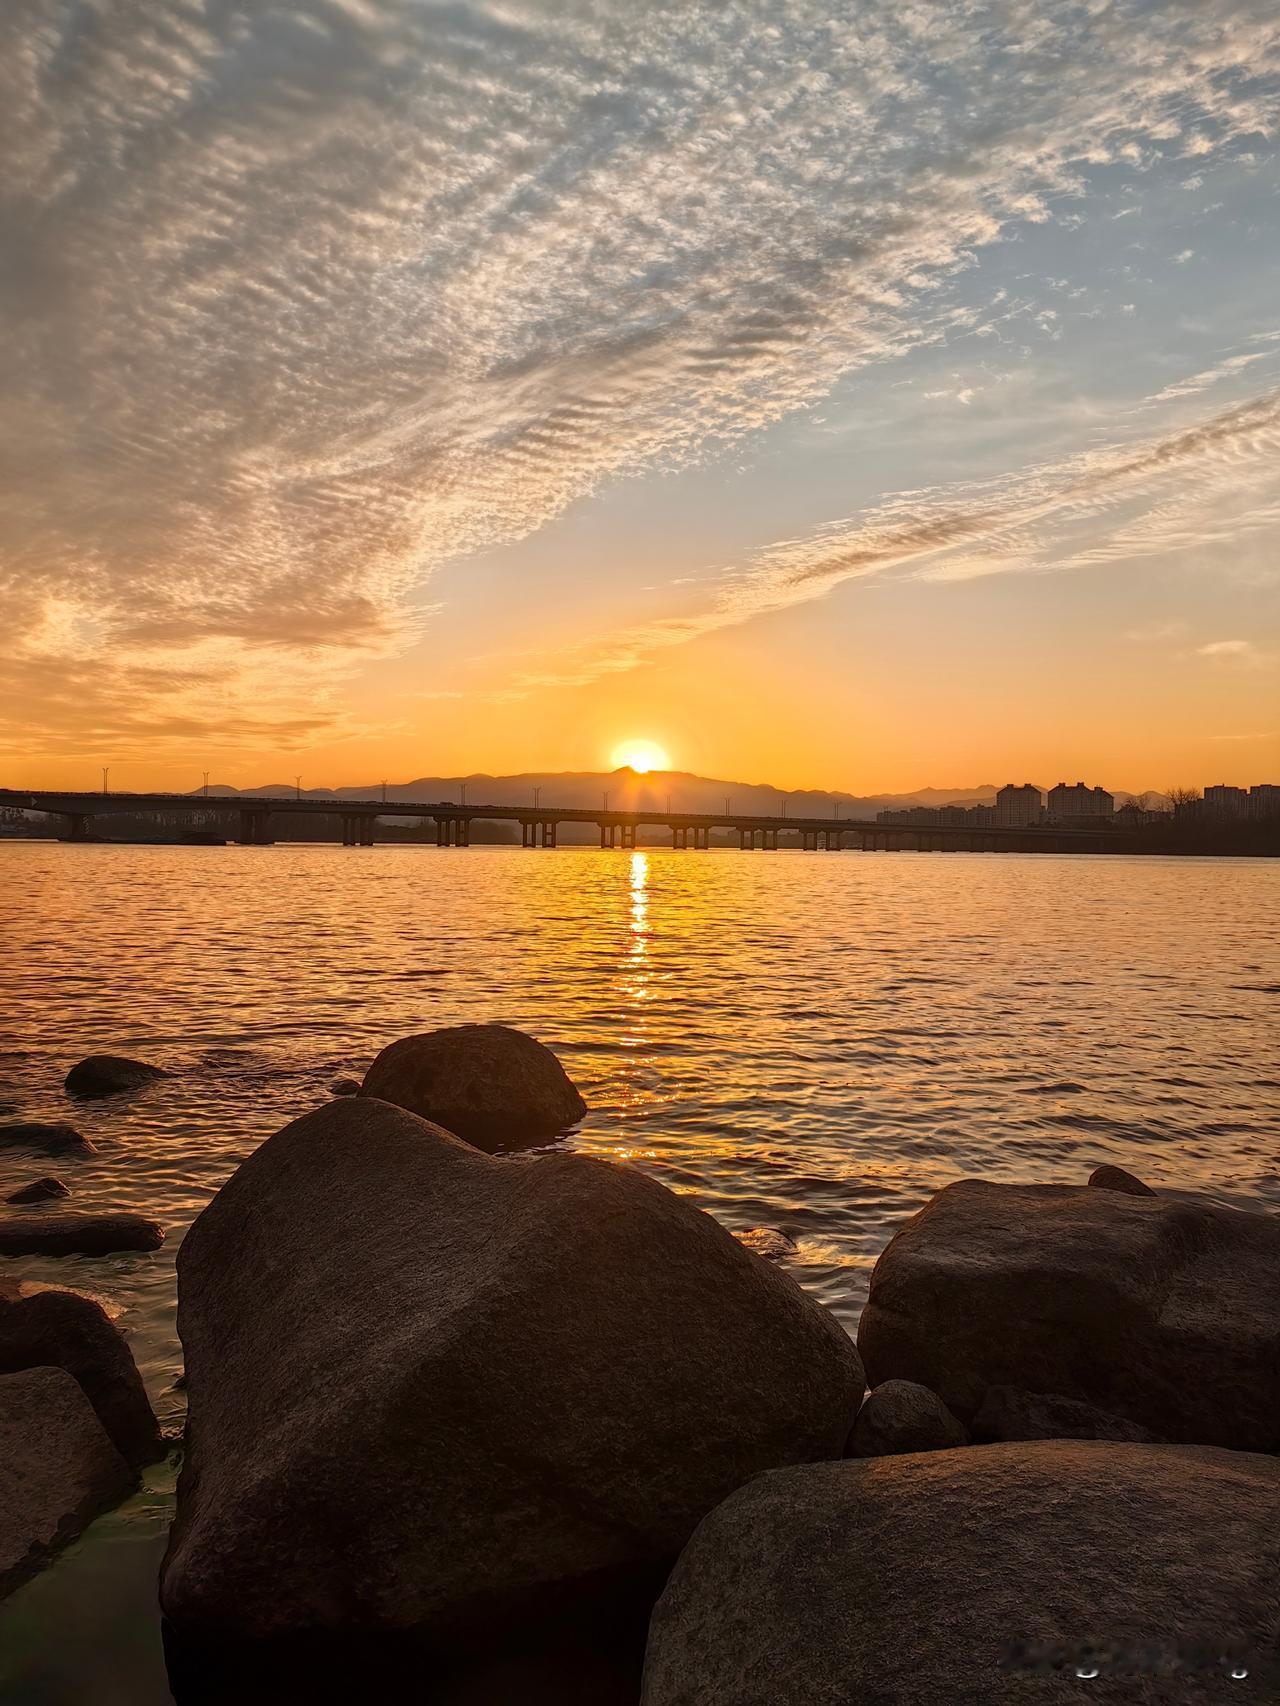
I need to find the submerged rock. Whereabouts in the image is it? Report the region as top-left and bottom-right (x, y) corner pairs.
(64, 1054), (167, 1098)
(972, 1384), (1166, 1445)
(5, 1177), (70, 1204)
(641, 1441), (1280, 1706)
(734, 1227), (798, 1262)
(0, 1122), (94, 1156)
(0, 1214), (164, 1257)
(0, 1283), (162, 1466)
(847, 1380), (967, 1458)
(1087, 1163), (1156, 1197)
(360, 1023), (586, 1148)
(0, 1366), (136, 1599)
(857, 1179), (1280, 1451)
(329, 1078), (361, 1098)
(162, 1097), (862, 1648)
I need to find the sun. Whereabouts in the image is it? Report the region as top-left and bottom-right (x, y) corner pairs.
(611, 739), (671, 774)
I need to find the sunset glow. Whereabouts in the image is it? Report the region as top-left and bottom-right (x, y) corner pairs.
(612, 741), (670, 775)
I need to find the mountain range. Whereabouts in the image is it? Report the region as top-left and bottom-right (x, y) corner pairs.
(196, 771), (1152, 814)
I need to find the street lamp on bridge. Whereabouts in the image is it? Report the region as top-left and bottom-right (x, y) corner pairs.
(295, 775), (302, 801)
(101, 767), (109, 795)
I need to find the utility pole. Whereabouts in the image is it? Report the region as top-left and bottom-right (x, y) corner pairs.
(101, 767), (109, 795)
(461, 781), (468, 807)
(603, 790), (610, 812)
(725, 796), (731, 817)
(202, 770), (209, 798)
(381, 780), (387, 804)
(295, 775), (302, 800)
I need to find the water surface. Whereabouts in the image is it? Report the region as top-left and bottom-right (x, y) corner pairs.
(1, 843), (1277, 1700)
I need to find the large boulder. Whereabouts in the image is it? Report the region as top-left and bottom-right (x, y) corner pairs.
(0, 1213), (164, 1256)
(64, 1054), (167, 1097)
(0, 1122), (94, 1156)
(359, 1023), (586, 1148)
(642, 1441), (1280, 1706)
(0, 1284), (162, 1466)
(972, 1384), (1166, 1445)
(161, 1097), (862, 1649)
(857, 1179), (1280, 1451)
(847, 1379), (967, 1457)
(0, 1366), (136, 1598)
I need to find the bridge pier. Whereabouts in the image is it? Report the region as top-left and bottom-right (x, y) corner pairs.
(672, 826), (687, 849)
(237, 808), (272, 846)
(538, 820), (557, 848)
(61, 812), (91, 841)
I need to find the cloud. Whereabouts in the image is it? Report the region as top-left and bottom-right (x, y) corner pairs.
(512, 384), (1280, 689)
(3, 0), (1280, 751)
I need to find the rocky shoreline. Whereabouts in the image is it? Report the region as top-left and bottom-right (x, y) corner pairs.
(2, 1025), (1277, 1701)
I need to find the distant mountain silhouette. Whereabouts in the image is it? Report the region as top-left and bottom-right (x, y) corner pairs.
(192, 770), (1011, 817)
(193, 772), (1160, 814)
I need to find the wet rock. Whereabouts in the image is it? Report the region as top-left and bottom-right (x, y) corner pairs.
(5, 1177), (70, 1204)
(972, 1384), (1166, 1445)
(0, 1366), (136, 1599)
(1088, 1163), (1156, 1197)
(0, 1284), (162, 1466)
(857, 1179), (1280, 1451)
(641, 1441), (1280, 1706)
(64, 1054), (167, 1098)
(847, 1380), (967, 1458)
(0, 1122), (94, 1156)
(734, 1227), (798, 1261)
(162, 1097), (862, 1647)
(330, 1078), (361, 1097)
(360, 1023), (586, 1148)
(0, 1213), (165, 1257)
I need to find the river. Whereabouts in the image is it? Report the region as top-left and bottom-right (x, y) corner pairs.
(1, 842), (1277, 1700)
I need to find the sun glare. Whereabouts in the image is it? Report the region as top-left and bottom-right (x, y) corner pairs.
(611, 739), (670, 774)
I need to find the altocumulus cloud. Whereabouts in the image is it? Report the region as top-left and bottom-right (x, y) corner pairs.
(2, 0), (1279, 752)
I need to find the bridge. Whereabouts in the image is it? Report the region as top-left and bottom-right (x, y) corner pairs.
(0, 788), (1121, 854)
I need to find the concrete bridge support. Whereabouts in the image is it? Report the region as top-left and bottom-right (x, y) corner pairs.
(693, 826), (709, 849)
(538, 820), (557, 848)
(672, 826), (687, 849)
(435, 816), (469, 847)
(61, 812), (91, 841)
(237, 808), (272, 846)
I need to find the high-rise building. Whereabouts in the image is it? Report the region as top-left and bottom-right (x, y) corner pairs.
(1046, 782), (1115, 823)
(1203, 784), (1248, 819)
(995, 784), (1043, 827)
(1246, 784), (1279, 819)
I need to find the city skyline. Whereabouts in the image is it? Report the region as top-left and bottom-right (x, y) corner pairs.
(3, 2), (1279, 791)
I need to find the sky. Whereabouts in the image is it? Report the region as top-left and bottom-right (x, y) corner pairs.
(2, 0), (1279, 794)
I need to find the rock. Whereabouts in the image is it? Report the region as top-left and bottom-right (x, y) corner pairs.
(0, 1283), (162, 1465)
(330, 1078), (361, 1097)
(0, 1122), (94, 1156)
(161, 1097), (862, 1647)
(734, 1227), (798, 1261)
(5, 1177), (70, 1204)
(64, 1054), (167, 1098)
(642, 1441), (1280, 1705)
(360, 1023), (586, 1148)
(1088, 1163), (1156, 1197)
(857, 1179), (1280, 1451)
(847, 1380), (967, 1457)
(0, 1366), (136, 1598)
(0, 1214), (165, 1257)
(972, 1384), (1166, 1445)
